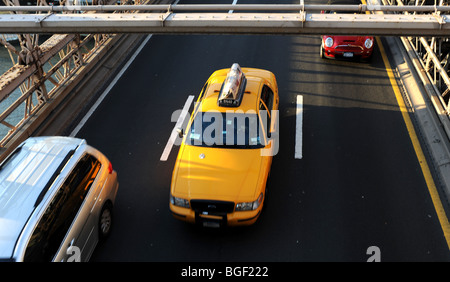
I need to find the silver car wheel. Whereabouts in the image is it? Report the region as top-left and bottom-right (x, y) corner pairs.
(100, 207), (112, 236)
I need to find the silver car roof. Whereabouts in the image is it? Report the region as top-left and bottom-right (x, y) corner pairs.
(0, 136), (86, 259)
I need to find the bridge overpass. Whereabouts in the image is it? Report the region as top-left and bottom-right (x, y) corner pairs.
(1, 0), (450, 264)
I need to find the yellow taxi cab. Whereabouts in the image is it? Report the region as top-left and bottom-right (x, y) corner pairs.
(169, 63), (279, 227)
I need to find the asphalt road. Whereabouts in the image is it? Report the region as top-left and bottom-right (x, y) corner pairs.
(73, 0), (450, 262)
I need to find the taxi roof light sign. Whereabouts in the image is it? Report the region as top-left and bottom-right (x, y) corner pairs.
(218, 63), (247, 107)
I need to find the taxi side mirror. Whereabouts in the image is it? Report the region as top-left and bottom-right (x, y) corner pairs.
(176, 128), (184, 138)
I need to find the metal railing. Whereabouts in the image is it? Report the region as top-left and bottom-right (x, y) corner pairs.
(0, 5), (450, 35)
(2, 3), (450, 12)
(381, 0), (450, 138)
(0, 33), (111, 142)
(0, 0), (157, 147)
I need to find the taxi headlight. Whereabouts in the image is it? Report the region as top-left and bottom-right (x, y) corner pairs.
(236, 193), (263, 211)
(324, 37), (334, 48)
(170, 195), (190, 208)
(364, 38), (373, 49)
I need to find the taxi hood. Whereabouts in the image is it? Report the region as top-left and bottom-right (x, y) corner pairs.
(171, 145), (264, 202)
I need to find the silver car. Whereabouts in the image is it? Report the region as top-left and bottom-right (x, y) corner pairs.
(0, 136), (119, 262)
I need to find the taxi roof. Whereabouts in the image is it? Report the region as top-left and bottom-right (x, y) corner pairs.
(200, 67), (276, 113)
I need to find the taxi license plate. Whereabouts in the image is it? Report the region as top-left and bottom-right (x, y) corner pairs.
(343, 52), (354, 58)
(203, 221), (220, 228)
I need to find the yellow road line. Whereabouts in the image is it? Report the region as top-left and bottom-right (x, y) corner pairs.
(370, 17), (450, 250)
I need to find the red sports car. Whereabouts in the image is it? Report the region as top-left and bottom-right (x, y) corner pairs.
(320, 35), (374, 61)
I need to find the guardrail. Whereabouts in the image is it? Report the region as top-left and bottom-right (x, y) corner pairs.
(382, 0), (450, 139)
(2, 3), (450, 12)
(1, 4), (450, 36)
(0, 0), (165, 148)
(0, 33), (113, 146)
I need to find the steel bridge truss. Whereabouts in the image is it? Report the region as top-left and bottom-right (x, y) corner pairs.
(0, 1), (450, 147)
(0, 0), (156, 147)
(381, 0), (450, 138)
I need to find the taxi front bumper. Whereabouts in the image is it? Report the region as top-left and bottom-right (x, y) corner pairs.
(170, 203), (262, 227)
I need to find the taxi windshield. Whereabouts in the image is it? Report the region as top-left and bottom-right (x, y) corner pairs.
(186, 111), (265, 149)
